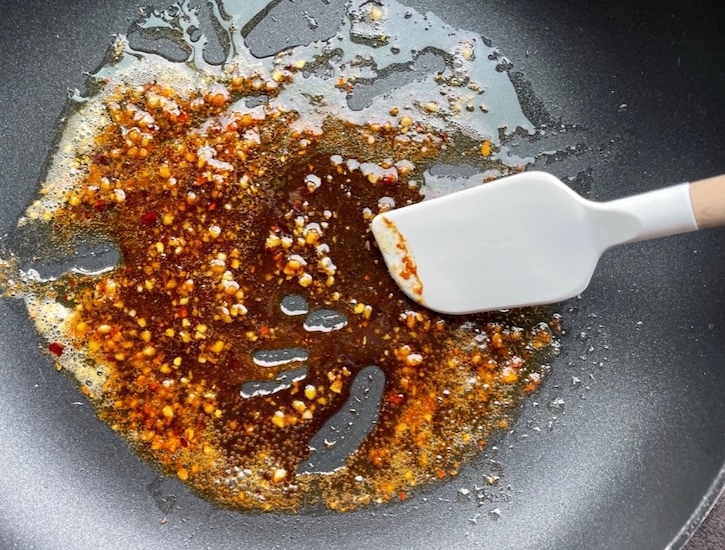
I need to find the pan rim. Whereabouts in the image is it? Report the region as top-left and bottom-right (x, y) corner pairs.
(672, 465), (725, 549)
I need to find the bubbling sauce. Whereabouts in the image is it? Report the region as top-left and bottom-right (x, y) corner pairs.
(1, 0), (561, 511)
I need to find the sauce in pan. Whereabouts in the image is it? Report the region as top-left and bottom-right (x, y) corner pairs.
(0, 0), (560, 511)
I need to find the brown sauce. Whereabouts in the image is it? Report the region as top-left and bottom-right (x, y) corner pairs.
(35, 80), (561, 511)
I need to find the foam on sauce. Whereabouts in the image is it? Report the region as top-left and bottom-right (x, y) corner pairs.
(0, 0), (561, 511)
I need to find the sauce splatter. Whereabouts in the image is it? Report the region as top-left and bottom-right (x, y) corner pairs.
(374, 216), (425, 302)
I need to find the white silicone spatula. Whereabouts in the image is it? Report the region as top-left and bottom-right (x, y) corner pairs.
(371, 172), (725, 314)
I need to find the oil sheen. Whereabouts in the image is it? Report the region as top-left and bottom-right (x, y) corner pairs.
(0, 0), (560, 512)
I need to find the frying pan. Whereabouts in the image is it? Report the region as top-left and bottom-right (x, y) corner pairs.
(1, 0), (723, 548)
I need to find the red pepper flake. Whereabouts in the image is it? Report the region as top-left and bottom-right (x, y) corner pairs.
(178, 112), (188, 123)
(93, 199), (108, 211)
(382, 173), (397, 186)
(387, 392), (406, 405)
(48, 342), (65, 356)
(141, 212), (158, 226)
(208, 202), (217, 211)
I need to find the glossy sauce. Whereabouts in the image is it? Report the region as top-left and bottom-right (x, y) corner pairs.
(1, 0), (560, 512)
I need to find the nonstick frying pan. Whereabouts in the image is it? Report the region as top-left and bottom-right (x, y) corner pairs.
(1, 0), (723, 549)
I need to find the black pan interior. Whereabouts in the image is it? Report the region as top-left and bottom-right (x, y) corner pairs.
(0, 0), (723, 549)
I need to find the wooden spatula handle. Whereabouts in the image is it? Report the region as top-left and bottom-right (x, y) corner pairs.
(690, 174), (725, 229)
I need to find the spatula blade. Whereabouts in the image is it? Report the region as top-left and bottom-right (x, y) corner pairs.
(371, 172), (604, 314)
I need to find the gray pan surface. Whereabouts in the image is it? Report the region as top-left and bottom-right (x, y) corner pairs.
(1, 0), (723, 549)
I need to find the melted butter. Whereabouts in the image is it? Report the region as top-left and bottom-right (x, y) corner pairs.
(0, 0), (564, 512)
